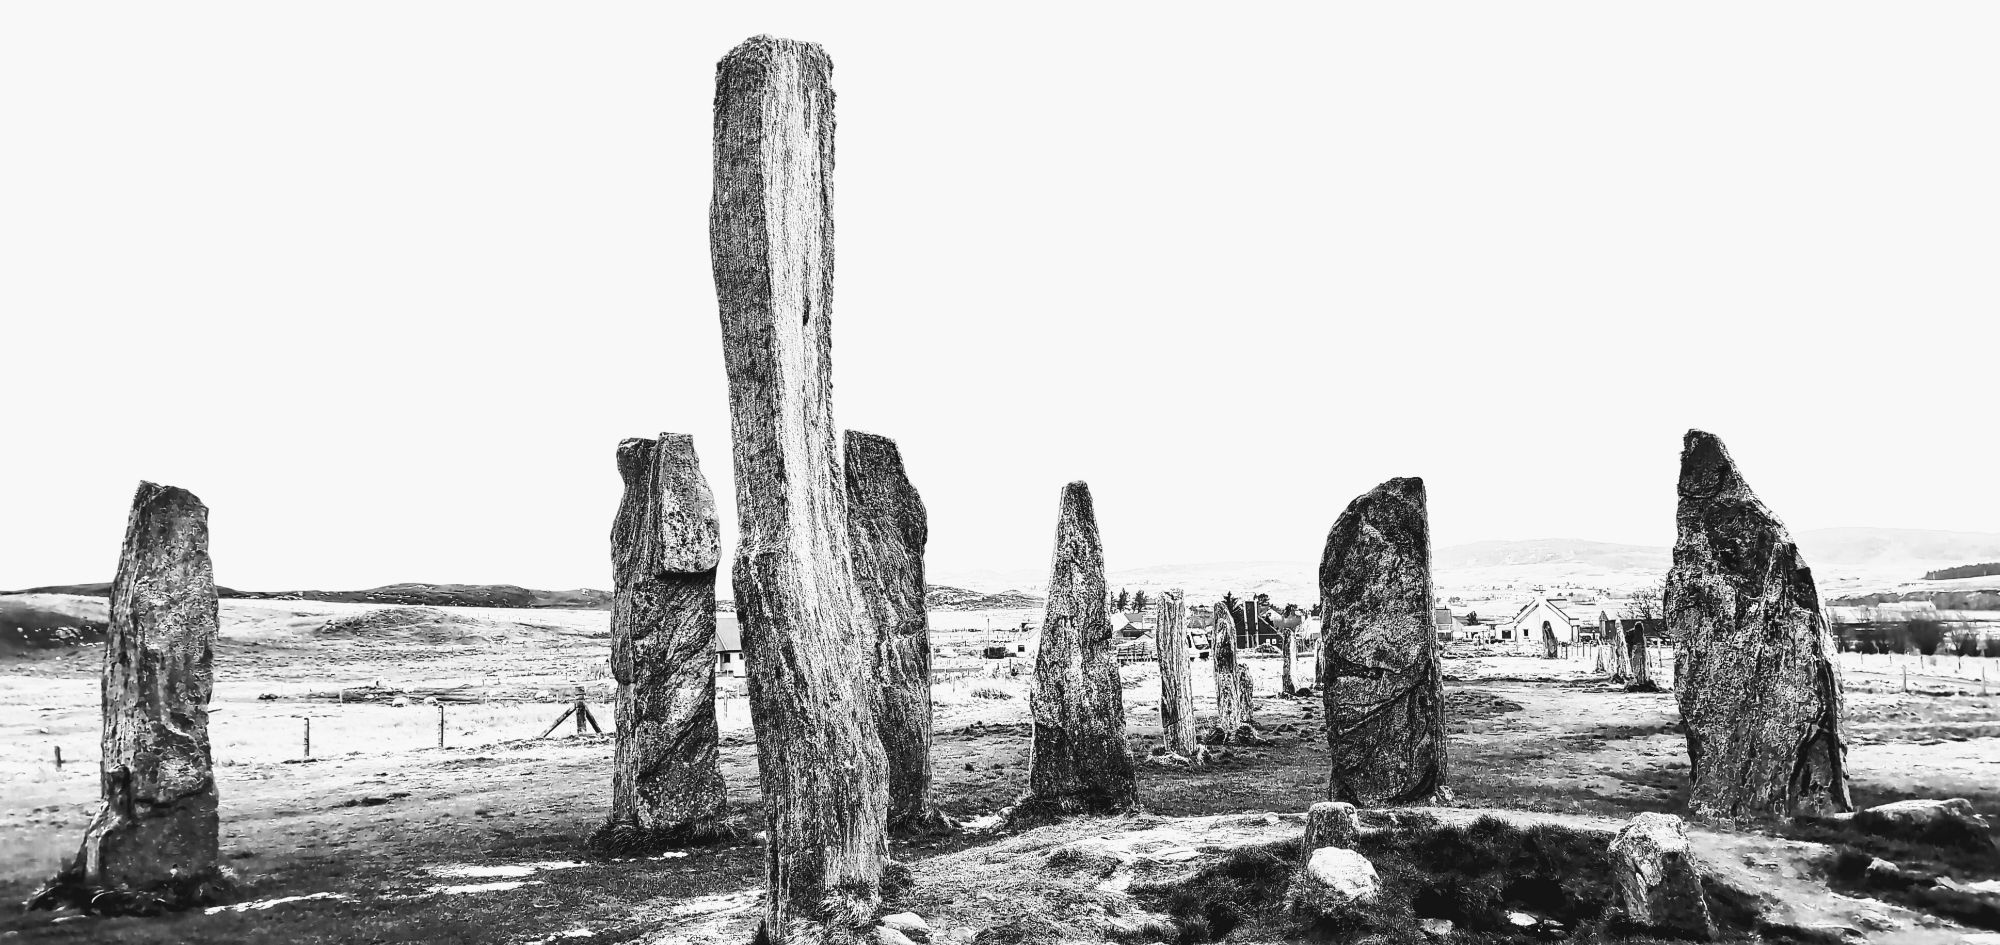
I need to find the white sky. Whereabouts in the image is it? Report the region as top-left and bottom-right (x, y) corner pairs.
(3, 3), (1997, 592)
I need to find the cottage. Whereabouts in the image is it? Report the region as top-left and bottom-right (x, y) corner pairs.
(716, 612), (746, 678)
(1503, 595), (1600, 647)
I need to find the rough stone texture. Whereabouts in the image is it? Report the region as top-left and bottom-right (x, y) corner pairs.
(1288, 847), (1381, 917)
(1153, 589), (1199, 758)
(711, 33), (889, 942)
(1625, 623), (1653, 689)
(1211, 599), (1253, 736)
(601, 435), (725, 844)
(1666, 430), (1851, 819)
(1279, 619), (1298, 696)
(1301, 801), (1362, 857)
(1541, 621), (1560, 659)
(1608, 812), (1717, 940)
(1023, 482), (1137, 817)
(63, 483), (222, 895)
(1848, 798), (1996, 853)
(1318, 477), (1448, 806)
(844, 431), (950, 834)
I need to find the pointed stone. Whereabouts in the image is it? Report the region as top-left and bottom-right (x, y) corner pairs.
(845, 431), (951, 834)
(1211, 598), (1254, 736)
(1666, 430), (1851, 818)
(1317, 477), (1448, 806)
(597, 434), (725, 847)
(711, 33), (889, 941)
(52, 483), (221, 905)
(1022, 482), (1136, 818)
(1154, 589), (1199, 757)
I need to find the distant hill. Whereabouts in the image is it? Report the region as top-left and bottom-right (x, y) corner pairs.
(1792, 527), (2000, 582)
(1433, 539), (1669, 571)
(0, 594), (108, 658)
(2, 582), (611, 610)
(925, 585), (1045, 611)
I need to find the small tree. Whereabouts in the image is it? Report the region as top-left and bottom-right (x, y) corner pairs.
(1465, 611), (1480, 626)
(1907, 618), (1947, 657)
(1115, 588), (1130, 611)
(1623, 578), (1666, 643)
(1131, 589), (1150, 613)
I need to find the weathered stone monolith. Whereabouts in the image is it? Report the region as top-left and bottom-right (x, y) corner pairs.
(1020, 482), (1136, 820)
(845, 430), (952, 834)
(1666, 430), (1851, 819)
(41, 482), (222, 910)
(1318, 477), (1448, 806)
(1625, 622), (1654, 689)
(1154, 589), (1199, 758)
(711, 33), (889, 942)
(595, 435), (726, 850)
(1541, 621), (1560, 659)
(1211, 598), (1254, 738)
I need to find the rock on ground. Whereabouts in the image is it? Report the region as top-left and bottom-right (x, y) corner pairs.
(1288, 847), (1381, 917)
(1608, 812), (1717, 940)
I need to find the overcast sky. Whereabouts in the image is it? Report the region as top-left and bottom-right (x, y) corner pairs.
(4, 3), (1996, 592)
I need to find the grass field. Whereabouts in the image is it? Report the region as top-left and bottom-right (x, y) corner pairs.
(3, 598), (1997, 943)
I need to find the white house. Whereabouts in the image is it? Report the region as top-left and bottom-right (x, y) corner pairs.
(716, 612), (746, 677)
(1504, 596), (1599, 647)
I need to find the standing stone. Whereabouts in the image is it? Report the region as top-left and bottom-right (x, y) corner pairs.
(1540, 621), (1560, 659)
(1603, 614), (1632, 683)
(1667, 430), (1851, 819)
(1211, 598), (1254, 738)
(1301, 801), (1363, 857)
(1284, 620), (1302, 697)
(711, 34), (889, 942)
(596, 435), (725, 849)
(1318, 477), (1448, 806)
(1154, 589), (1199, 758)
(1608, 813), (1716, 940)
(45, 483), (221, 908)
(844, 431), (951, 834)
(1021, 482), (1137, 819)
(1624, 622), (1653, 689)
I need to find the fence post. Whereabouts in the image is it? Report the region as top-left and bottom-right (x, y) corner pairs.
(1902, 667), (1908, 693)
(54, 746), (63, 769)
(438, 703), (446, 749)
(304, 716), (312, 759)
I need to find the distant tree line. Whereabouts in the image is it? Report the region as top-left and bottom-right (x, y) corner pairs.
(1922, 562), (2000, 581)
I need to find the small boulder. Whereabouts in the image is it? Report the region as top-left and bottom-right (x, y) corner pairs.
(881, 913), (931, 935)
(1849, 798), (1997, 852)
(1288, 847), (1381, 918)
(876, 928), (919, 945)
(1301, 801), (1362, 855)
(1608, 812), (1716, 940)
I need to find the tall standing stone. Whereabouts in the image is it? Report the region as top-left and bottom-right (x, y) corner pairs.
(1279, 611), (1299, 696)
(1318, 477), (1448, 806)
(46, 483), (221, 908)
(596, 435), (726, 848)
(1154, 589), (1199, 758)
(711, 34), (889, 942)
(1666, 430), (1851, 818)
(1021, 482), (1136, 819)
(1211, 598), (1254, 737)
(844, 430), (951, 834)
(1625, 622), (1654, 689)
(1541, 621), (1560, 659)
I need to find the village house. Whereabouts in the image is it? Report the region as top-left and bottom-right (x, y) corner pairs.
(1503, 595), (1602, 647)
(716, 612), (746, 677)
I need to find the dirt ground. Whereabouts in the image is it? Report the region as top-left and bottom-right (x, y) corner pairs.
(2, 600), (1997, 943)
